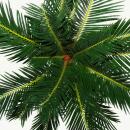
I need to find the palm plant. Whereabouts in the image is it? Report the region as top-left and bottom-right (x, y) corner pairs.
(1, 0), (130, 129)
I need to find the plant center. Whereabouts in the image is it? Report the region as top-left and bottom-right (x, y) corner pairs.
(63, 55), (72, 62)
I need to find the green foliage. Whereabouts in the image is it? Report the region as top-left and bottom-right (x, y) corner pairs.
(0, 0), (130, 130)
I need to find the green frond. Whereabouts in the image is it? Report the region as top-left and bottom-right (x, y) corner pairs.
(0, 76), (43, 101)
(74, 19), (130, 56)
(74, 0), (94, 42)
(40, 61), (68, 106)
(59, 64), (119, 130)
(86, 66), (130, 91)
(0, 58), (67, 125)
(0, 24), (36, 45)
(61, 91), (118, 130)
(0, 66), (44, 119)
(76, 66), (118, 130)
(73, 0), (122, 43)
(73, 63), (130, 112)
(42, 0), (75, 50)
(75, 86), (89, 130)
(0, 3), (41, 62)
(61, 96), (89, 130)
(24, 3), (65, 54)
(41, 8), (64, 53)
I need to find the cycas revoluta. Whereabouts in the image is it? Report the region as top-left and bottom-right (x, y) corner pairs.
(0, 0), (130, 130)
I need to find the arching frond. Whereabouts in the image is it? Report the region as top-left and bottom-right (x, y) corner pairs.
(0, 66), (43, 119)
(0, 3), (40, 62)
(72, 0), (123, 43)
(74, 19), (130, 56)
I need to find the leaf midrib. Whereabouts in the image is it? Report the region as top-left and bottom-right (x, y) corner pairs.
(0, 76), (43, 101)
(59, 0), (65, 11)
(0, 23), (36, 44)
(86, 66), (130, 91)
(75, 86), (89, 130)
(75, 33), (130, 56)
(74, 0), (94, 42)
(40, 61), (68, 107)
(32, 56), (64, 59)
(41, 9), (64, 53)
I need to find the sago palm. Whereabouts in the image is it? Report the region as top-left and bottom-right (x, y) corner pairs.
(0, 0), (130, 130)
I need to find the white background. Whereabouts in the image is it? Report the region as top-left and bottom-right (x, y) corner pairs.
(0, 0), (130, 130)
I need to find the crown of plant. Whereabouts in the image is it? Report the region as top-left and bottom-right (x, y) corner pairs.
(0, 0), (130, 130)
